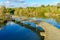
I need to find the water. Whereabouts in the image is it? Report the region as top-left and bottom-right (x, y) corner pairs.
(22, 21), (36, 28)
(31, 18), (60, 29)
(21, 18), (60, 31)
(0, 22), (41, 40)
(22, 21), (44, 31)
(0, 18), (59, 40)
(45, 18), (60, 29)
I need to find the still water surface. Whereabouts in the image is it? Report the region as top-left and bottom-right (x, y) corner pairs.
(0, 22), (40, 40)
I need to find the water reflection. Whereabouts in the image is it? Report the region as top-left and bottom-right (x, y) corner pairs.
(0, 22), (40, 40)
(46, 19), (60, 29)
(22, 21), (36, 28)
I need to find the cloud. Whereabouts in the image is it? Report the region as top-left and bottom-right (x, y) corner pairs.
(7, 0), (25, 3)
(6, 1), (10, 4)
(0, 0), (40, 8)
(0, 0), (25, 7)
(28, 2), (40, 7)
(50, 2), (58, 5)
(0, 1), (4, 5)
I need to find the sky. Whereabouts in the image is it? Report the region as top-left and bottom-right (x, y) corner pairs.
(0, 0), (60, 8)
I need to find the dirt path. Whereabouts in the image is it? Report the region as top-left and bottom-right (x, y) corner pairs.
(38, 22), (60, 40)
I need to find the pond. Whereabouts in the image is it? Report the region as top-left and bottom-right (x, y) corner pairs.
(0, 22), (41, 40)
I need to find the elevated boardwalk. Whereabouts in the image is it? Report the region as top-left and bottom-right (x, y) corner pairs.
(36, 22), (60, 40)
